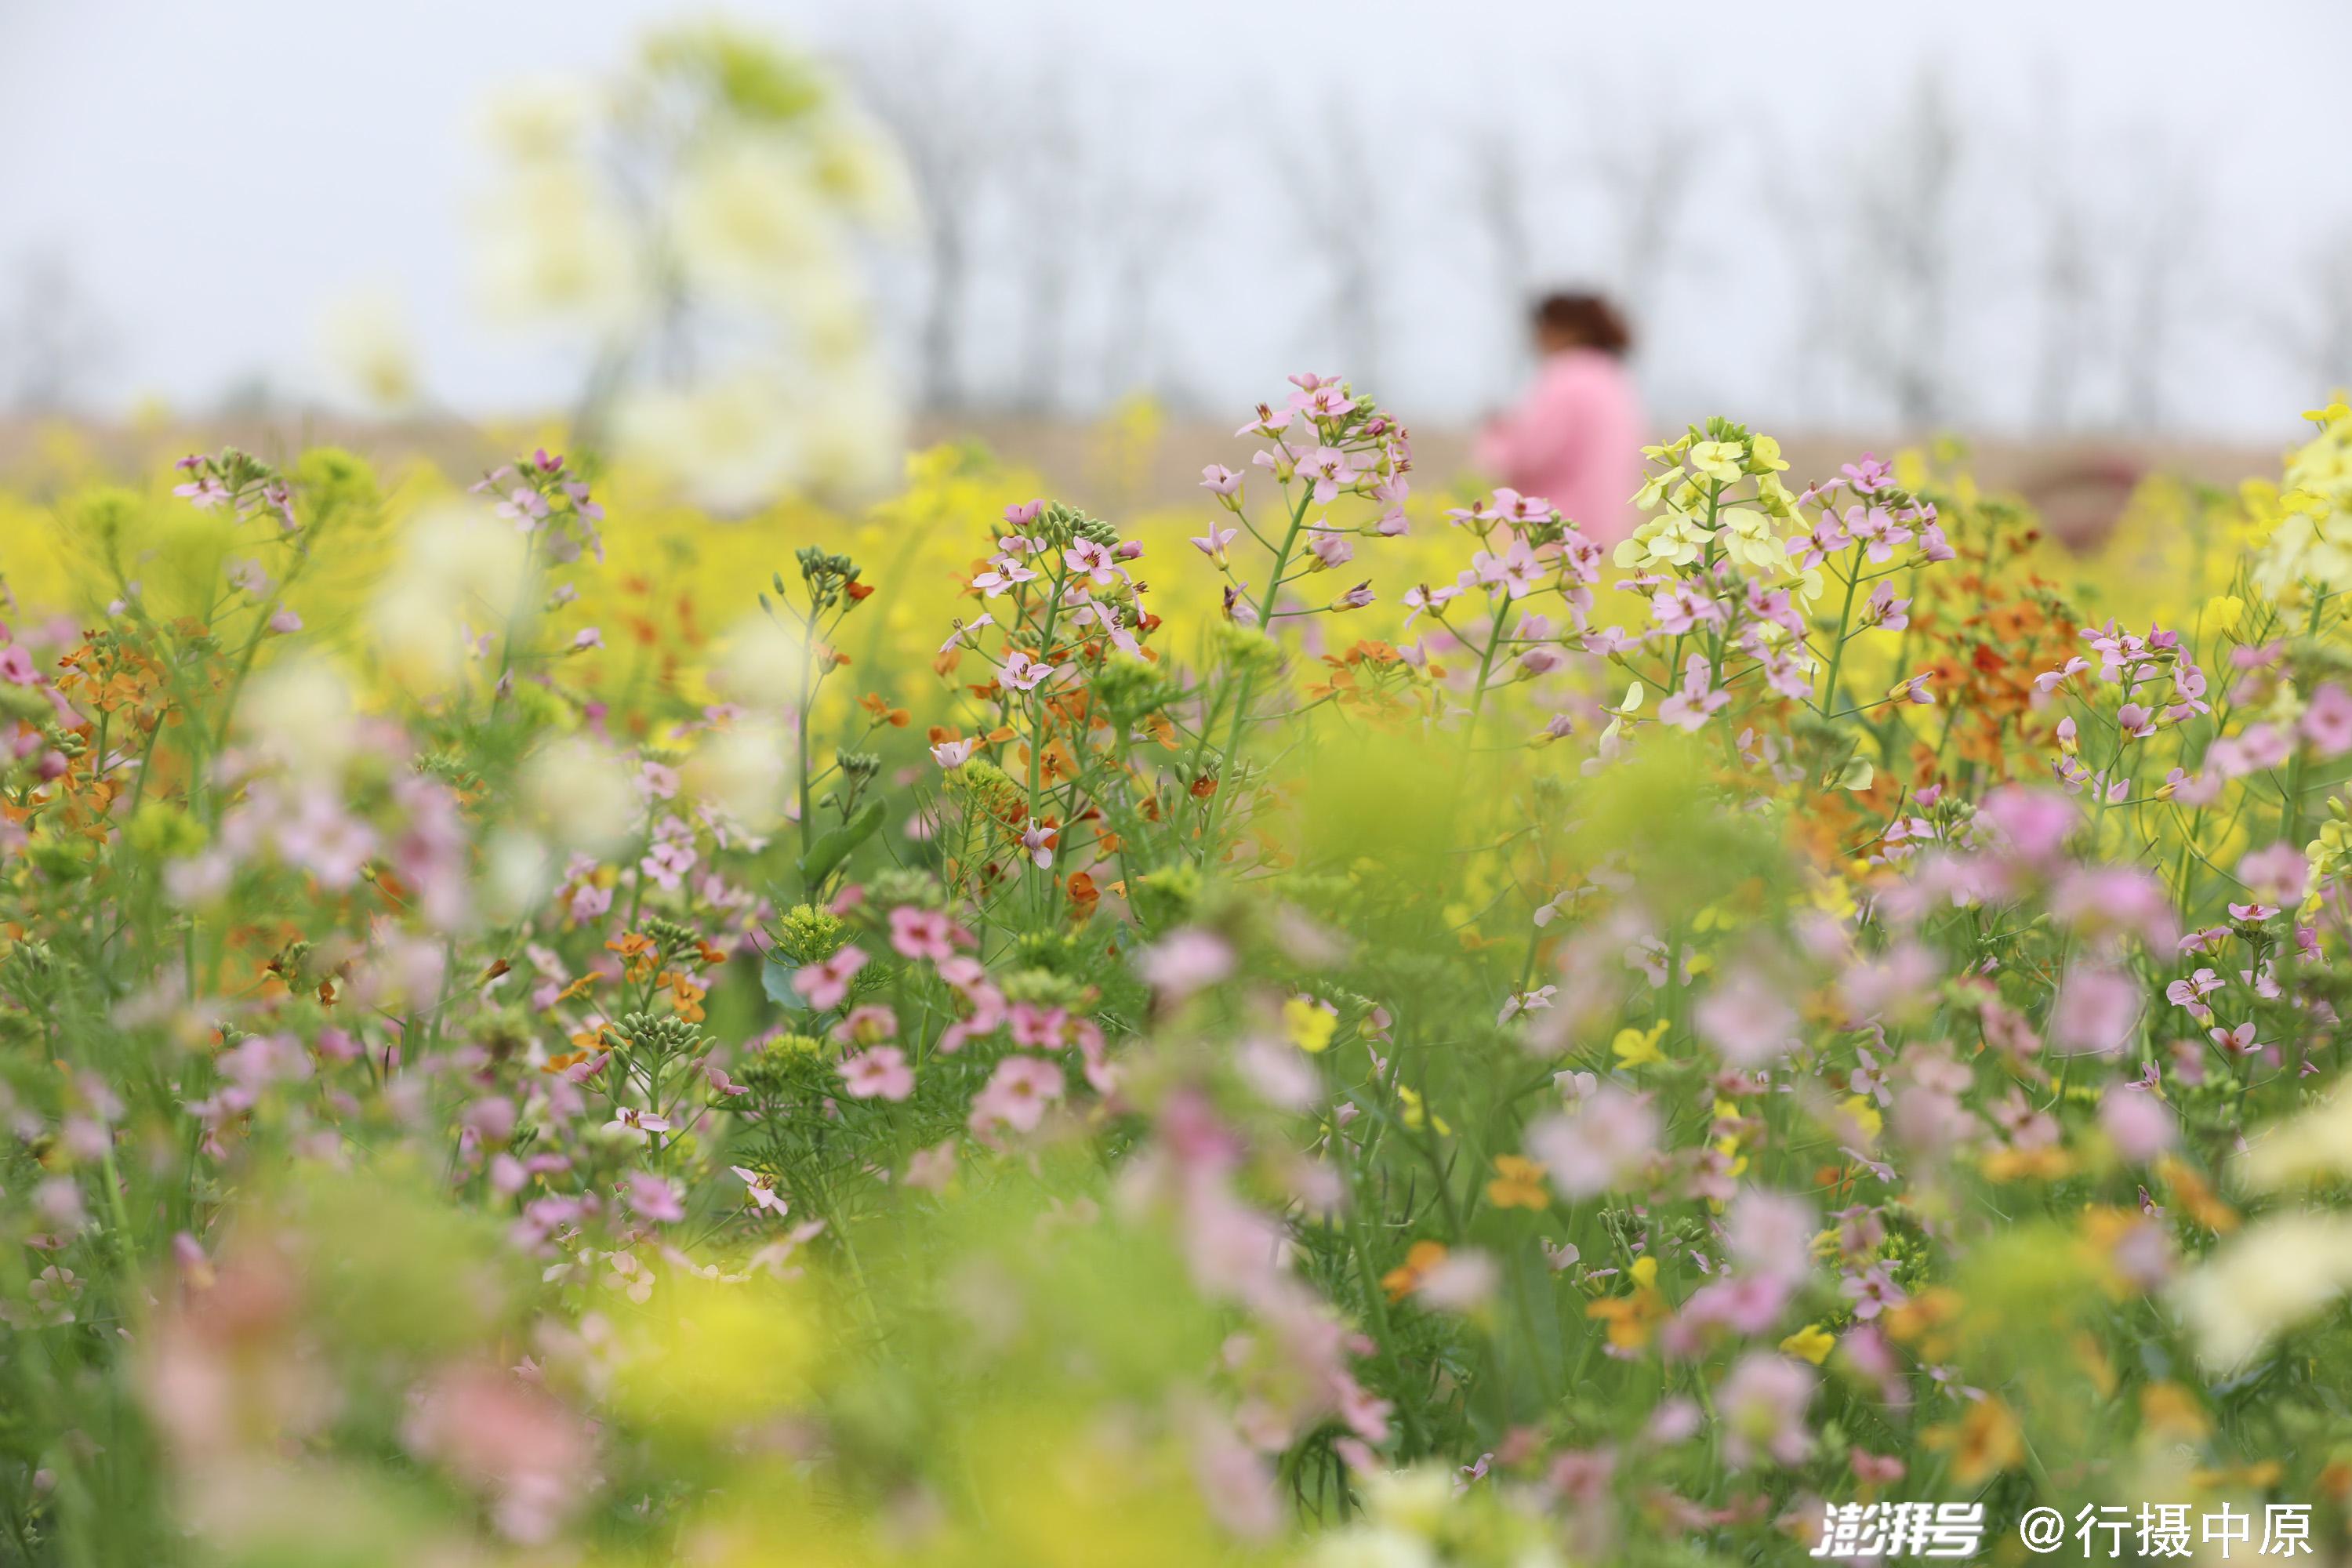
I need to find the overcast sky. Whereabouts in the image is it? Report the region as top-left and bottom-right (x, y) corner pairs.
(4, 0), (2348, 438)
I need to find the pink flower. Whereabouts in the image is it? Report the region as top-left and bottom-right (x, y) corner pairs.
(1296, 446), (1361, 504)
(792, 945), (869, 1011)
(1019, 822), (1057, 869)
(2098, 1087), (2176, 1163)
(1851, 1449), (1906, 1485)
(1716, 1352), (1814, 1468)
(400, 1364), (593, 1543)
(1010, 1001), (1073, 1049)
(2239, 841), (2308, 907)
(2047, 965), (2140, 1055)
(830, 1004), (899, 1046)
(1472, 535), (1543, 600)
(731, 1165), (790, 1216)
(1980, 785), (2078, 866)
(904, 1140), (958, 1191)
(839, 1045), (914, 1102)
(0, 644), (38, 684)
(1191, 524), (1239, 562)
(969, 1054), (1065, 1137)
(1657, 655), (1730, 731)
(1402, 582), (1461, 628)
(2210, 1021), (2258, 1054)
(931, 736), (978, 768)
(1725, 1188), (1817, 1286)
(2165, 967), (2221, 1012)
(889, 905), (967, 961)
(1064, 538), (1122, 588)
(1200, 464), (1242, 496)
(2302, 682), (2352, 757)
(1840, 1265), (1907, 1321)
(1140, 928), (1236, 1000)
(1525, 1087), (1657, 1199)
(276, 790), (379, 888)
(1307, 530), (1355, 569)
(1000, 650), (1056, 692)
(623, 1170), (685, 1224)
(1693, 967), (1797, 1068)
(604, 1106), (672, 1141)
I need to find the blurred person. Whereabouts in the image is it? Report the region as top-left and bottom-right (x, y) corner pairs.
(1475, 291), (1644, 546)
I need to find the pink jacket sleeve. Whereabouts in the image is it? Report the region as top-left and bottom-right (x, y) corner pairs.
(1475, 361), (1596, 488)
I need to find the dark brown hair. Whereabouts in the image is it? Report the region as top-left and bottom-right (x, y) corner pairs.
(1532, 292), (1633, 357)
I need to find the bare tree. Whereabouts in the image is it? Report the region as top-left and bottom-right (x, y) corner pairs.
(2257, 224), (2352, 406)
(2110, 151), (2206, 432)
(1587, 113), (1706, 320)
(842, 30), (998, 412)
(1463, 122), (1536, 300)
(0, 250), (113, 413)
(2024, 85), (2099, 430)
(1275, 96), (1386, 387)
(1833, 71), (1967, 428)
(1089, 157), (1201, 405)
(1003, 60), (1086, 414)
(1458, 116), (1544, 387)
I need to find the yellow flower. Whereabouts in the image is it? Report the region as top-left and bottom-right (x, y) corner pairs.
(1840, 1094), (1883, 1142)
(1780, 1323), (1835, 1365)
(1687, 440), (1744, 483)
(1613, 1022), (1669, 1070)
(1486, 1156), (1549, 1210)
(1395, 1084), (1450, 1136)
(1586, 1254), (1668, 1349)
(2203, 593), (2245, 635)
(1283, 996), (1338, 1054)
(1944, 1396), (2025, 1486)
(1716, 507), (1787, 575)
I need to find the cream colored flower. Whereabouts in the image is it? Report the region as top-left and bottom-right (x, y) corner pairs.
(683, 720), (793, 828)
(2169, 1211), (2352, 1370)
(315, 286), (419, 410)
(1688, 440), (1745, 483)
(373, 503), (533, 690)
(474, 162), (641, 329)
(521, 737), (639, 854)
(1717, 507), (1787, 575)
(240, 659), (360, 784)
(615, 372), (804, 514)
(2238, 1094), (2352, 1191)
(671, 132), (836, 305)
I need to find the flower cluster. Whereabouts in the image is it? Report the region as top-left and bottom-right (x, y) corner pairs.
(7, 387), (2352, 1567)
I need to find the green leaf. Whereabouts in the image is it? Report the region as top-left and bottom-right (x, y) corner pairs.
(797, 798), (884, 892)
(760, 956), (804, 1010)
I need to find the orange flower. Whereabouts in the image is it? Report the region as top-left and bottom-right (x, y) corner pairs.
(1486, 1156), (1549, 1210)
(666, 972), (707, 1024)
(605, 931), (657, 981)
(1383, 1240), (1447, 1301)
(1941, 1396), (2024, 1486)
(1585, 1256), (1668, 1350)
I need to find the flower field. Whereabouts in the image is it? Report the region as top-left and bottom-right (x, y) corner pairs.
(5, 372), (2352, 1566)
(9, 28), (2352, 1562)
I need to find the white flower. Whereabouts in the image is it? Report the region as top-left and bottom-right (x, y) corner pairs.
(615, 373), (805, 514)
(522, 737), (637, 853)
(2169, 1212), (2352, 1370)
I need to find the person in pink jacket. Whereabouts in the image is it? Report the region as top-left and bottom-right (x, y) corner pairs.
(1475, 292), (1645, 547)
